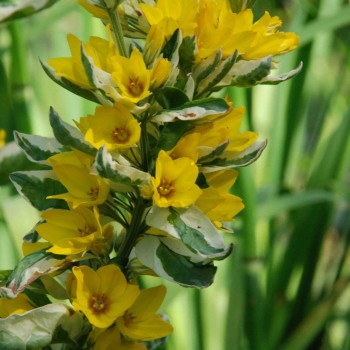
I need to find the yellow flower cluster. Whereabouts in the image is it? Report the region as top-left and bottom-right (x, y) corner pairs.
(1, 1), (300, 348)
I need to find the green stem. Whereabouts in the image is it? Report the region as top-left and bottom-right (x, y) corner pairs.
(107, 5), (128, 57)
(192, 289), (205, 350)
(116, 198), (145, 269)
(140, 122), (150, 172)
(8, 22), (32, 135)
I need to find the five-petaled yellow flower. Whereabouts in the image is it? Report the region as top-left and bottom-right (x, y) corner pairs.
(196, 170), (244, 227)
(111, 48), (171, 104)
(78, 104), (141, 151)
(71, 265), (140, 328)
(36, 206), (112, 256)
(47, 151), (110, 208)
(152, 150), (202, 208)
(117, 285), (173, 341)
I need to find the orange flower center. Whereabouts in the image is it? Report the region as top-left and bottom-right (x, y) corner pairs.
(87, 187), (99, 200)
(128, 77), (144, 97)
(123, 311), (136, 327)
(112, 127), (130, 143)
(158, 179), (175, 198)
(89, 294), (109, 314)
(77, 224), (96, 237)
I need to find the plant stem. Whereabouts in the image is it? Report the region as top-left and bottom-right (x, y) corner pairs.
(8, 22), (32, 136)
(140, 121), (150, 172)
(116, 198), (145, 269)
(107, 5), (128, 57)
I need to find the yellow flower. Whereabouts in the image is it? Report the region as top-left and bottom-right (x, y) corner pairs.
(111, 48), (152, 104)
(196, 170), (244, 226)
(49, 33), (117, 88)
(92, 326), (146, 350)
(78, 104), (141, 151)
(0, 294), (34, 318)
(140, 0), (199, 38)
(71, 265), (140, 328)
(192, 105), (258, 153)
(143, 25), (166, 65)
(0, 129), (6, 148)
(152, 150), (202, 208)
(47, 151), (110, 208)
(195, 1), (299, 61)
(117, 285), (173, 341)
(150, 57), (172, 90)
(168, 133), (200, 162)
(36, 206), (112, 255)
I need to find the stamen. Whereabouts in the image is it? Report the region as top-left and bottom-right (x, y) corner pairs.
(158, 179), (175, 197)
(112, 127), (130, 143)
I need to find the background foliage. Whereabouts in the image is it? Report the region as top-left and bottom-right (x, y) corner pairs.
(1, 0), (350, 349)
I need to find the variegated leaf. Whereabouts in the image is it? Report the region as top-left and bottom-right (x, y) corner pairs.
(146, 206), (232, 260)
(0, 0), (59, 23)
(260, 62), (303, 85)
(196, 50), (238, 96)
(200, 139), (267, 172)
(0, 250), (94, 298)
(135, 236), (217, 288)
(153, 98), (230, 123)
(229, 56), (273, 87)
(14, 131), (68, 164)
(49, 107), (96, 156)
(0, 303), (85, 349)
(10, 170), (68, 211)
(95, 146), (152, 193)
(41, 61), (103, 104)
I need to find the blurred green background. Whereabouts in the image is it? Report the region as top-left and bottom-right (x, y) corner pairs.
(1, 0), (350, 349)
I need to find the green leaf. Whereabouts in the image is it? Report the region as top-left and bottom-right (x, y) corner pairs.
(157, 121), (193, 152)
(197, 141), (229, 164)
(196, 50), (238, 96)
(154, 86), (190, 109)
(179, 36), (196, 74)
(49, 107), (96, 156)
(196, 172), (209, 189)
(80, 44), (95, 87)
(146, 206), (231, 261)
(14, 131), (68, 164)
(168, 208), (228, 256)
(161, 29), (182, 65)
(0, 304), (85, 349)
(10, 170), (68, 211)
(1, 250), (93, 298)
(200, 140), (267, 171)
(0, 142), (43, 185)
(95, 146), (151, 192)
(135, 236), (217, 288)
(230, 56), (273, 87)
(0, 250), (63, 297)
(0, 0), (60, 23)
(260, 62), (303, 85)
(193, 50), (222, 84)
(154, 97), (230, 123)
